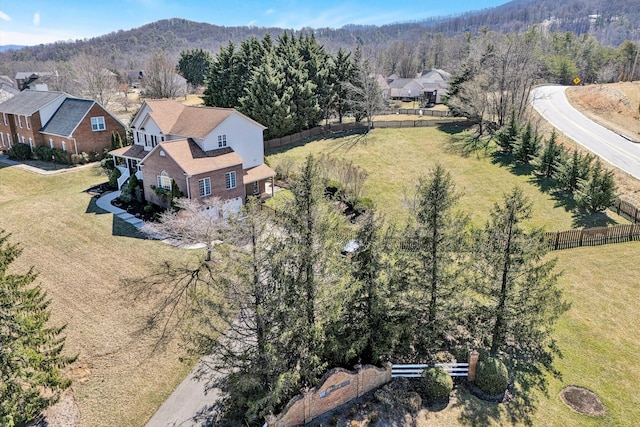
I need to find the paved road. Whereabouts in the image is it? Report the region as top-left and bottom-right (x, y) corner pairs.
(145, 356), (219, 427)
(531, 85), (640, 180)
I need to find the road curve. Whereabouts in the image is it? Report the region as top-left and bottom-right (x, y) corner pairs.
(531, 85), (640, 180)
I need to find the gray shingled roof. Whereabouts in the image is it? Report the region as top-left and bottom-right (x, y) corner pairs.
(0, 90), (66, 116)
(40, 98), (94, 137)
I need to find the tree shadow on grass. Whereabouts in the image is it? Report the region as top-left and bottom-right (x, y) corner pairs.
(491, 152), (535, 177)
(572, 211), (618, 228)
(453, 380), (539, 426)
(84, 195), (147, 239)
(445, 133), (491, 158)
(438, 122), (473, 135)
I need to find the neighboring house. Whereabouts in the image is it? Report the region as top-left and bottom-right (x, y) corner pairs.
(109, 99), (276, 210)
(15, 72), (55, 91)
(385, 69), (451, 105)
(0, 89), (125, 156)
(0, 76), (19, 104)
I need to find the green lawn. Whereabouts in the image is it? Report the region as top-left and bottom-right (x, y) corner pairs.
(266, 127), (625, 230)
(0, 163), (194, 427)
(267, 128), (640, 426)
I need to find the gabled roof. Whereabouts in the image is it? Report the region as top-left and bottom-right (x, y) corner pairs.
(136, 99), (265, 140)
(0, 90), (66, 116)
(146, 138), (243, 176)
(110, 144), (147, 160)
(40, 98), (95, 137)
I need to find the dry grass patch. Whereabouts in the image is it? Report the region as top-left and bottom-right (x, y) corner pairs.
(0, 163), (196, 427)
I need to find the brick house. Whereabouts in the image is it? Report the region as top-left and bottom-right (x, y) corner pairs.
(109, 99), (276, 209)
(0, 89), (125, 157)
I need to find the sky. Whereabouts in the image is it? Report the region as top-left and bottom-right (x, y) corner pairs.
(0, 0), (510, 46)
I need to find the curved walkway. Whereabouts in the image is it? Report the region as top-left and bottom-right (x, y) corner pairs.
(95, 190), (146, 229)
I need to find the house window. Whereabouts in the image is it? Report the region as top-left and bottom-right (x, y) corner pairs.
(26, 117), (30, 130)
(28, 138), (33, 151)
(225, 171), (236, 189)
(218, 134), (227, 148)
(6, 133), (11, 147)
(0, 133), (4, 147)
(50, 138), (54, 148)
(199, 177), (211, 197)
(61, 141), (66, 151)
(252, 181), (259, 195)
(2, 113), (6, 126)
(136, 131), (142, 144)
(91, 116), (106, 131)
(17, 115), (22, 128)
(21, 135), (25, 144)
(157, 171), (172, 190)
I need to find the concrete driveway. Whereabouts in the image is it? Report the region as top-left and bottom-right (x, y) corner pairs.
(145, 356), (219, 427)
(531, 85), (640, 180)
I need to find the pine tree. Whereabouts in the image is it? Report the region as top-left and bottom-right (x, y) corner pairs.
(110, 131), (123, 150)
(275, 32), (321, 133)
(397, 165), (470, 358)
(299, 34), (332, 125)
(177, 48), (213, 90)
(575, 158), (617, 213)
(534, 130), (562, 178)
(494, 110), (520, 154)
(472, 188), (569, 388)
(0, 231), (75, 425)
(556, 150), (593, 192)
(327, 211), (397, 366)
(203, 41), (241, 108)
(513, 122), (540, 164)
(331, 48), (355, 123)
(239, 57), (295, 139)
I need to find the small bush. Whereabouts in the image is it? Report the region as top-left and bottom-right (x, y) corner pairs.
(34, 145), (54, 161)
(421, 367), (453, 401)
(109, 168), (121, 189)
(475, 357), (509, 396)
(354, 197), (374, 214)
(8, 143), (31, 161)
(367, 411), (379, 424)
(71, 152), (90, 165)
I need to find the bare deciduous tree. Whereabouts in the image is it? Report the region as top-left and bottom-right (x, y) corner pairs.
(71, 52), (119, 106)
(142, 52), (182, 99)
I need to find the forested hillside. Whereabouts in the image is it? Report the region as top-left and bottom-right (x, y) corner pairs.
(1, 0), (638, 75)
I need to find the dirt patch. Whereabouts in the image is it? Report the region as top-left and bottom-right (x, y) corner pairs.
(559, 386), (606, 417)
(28, 390), (81, 427)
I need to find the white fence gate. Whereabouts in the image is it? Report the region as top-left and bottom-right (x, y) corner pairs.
(391, 363), (469, 378)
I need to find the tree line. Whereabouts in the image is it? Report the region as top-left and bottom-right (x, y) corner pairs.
(140, 156), (568, 426)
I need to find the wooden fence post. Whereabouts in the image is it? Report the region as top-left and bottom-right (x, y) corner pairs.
(468, 350), (479, 381)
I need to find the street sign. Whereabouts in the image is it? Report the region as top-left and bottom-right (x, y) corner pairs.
(573, 77), (581, 85)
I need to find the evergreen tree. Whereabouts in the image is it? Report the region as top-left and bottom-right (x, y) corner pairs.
(344, 47), (383, 129)
(177, 48), (213, 90)
(239, 57), (295, 139)
(299, 34), (332, 125)
(494, 110), (519, 154)
(327, 211), (397, 366)
(203, 41), (241, 108)
(397, 165), (470, 359)
(275, 155), (346, 386)
(275, 32), (321, 133)
(188, 199), (301, 426)
(330, 48), (355, 123)
(472, 188), (569, 389)
(534, 130), (561, 178)
(555, 150), (593, 192)
(513, 122), (540, 164)
(110, 131), (124, 150)
(575, 158), (617, 214)
(0, 231), (75, 425)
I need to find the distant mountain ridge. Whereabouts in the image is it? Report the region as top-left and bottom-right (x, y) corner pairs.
(2, 0), (638, 69)
(0, 45), (26, 53)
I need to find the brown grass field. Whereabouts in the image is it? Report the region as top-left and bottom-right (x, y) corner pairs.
(0, 164), (195, 427)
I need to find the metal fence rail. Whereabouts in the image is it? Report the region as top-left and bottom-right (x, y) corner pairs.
(392, 363), (469, 378)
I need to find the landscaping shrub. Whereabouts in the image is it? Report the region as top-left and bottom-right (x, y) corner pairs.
(34, 145), (54, 161)
(421, 367), (453, 401)
(109, 168), (121, 189)
(71, 152), (90, 165)
(8, 143), (31, 161)
(475, 357), (509, 396)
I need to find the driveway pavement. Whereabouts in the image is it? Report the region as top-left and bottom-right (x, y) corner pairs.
(531, 85), (640, 180)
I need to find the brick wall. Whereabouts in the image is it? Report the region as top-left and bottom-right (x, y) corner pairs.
(265, 364), (392, 427)
(189, 167), (245, 202)
(71, 103), (125, 156)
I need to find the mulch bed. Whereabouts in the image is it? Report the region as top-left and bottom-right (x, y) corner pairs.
(559, 385), (606, 416)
